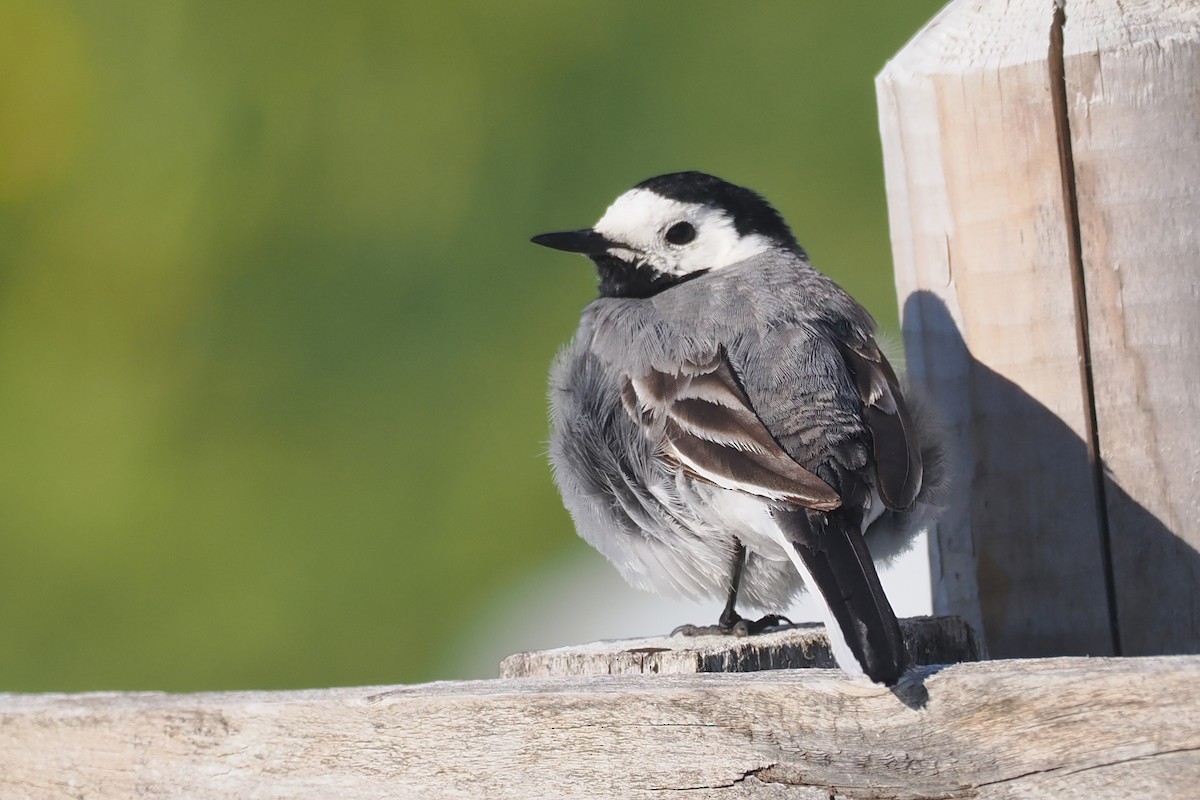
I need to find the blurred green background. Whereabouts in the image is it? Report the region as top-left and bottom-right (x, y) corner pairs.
(0, 0), (944, 692)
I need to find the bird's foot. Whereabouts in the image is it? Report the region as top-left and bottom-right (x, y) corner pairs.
(671, 613), (791, 638)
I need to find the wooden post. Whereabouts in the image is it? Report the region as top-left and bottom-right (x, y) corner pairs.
(877, 0), (1200, 659)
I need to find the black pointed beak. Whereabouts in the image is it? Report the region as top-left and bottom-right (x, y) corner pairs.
(530, 228), (618, 255)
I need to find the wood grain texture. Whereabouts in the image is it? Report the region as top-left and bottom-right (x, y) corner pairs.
(1061, 1), (1200, 654)
(500, 616), (984, 679)
(877, 0), (1114, 658)
(2, 657), (1198, 799)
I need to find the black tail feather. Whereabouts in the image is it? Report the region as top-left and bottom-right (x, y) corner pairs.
(778, 508), (909, 685)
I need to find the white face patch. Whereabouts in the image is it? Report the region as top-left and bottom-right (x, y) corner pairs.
(592, 188), (773, 277)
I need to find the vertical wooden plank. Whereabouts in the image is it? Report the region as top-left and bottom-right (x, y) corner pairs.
(877, 0), (1116, 657)
(1064, 2), (1200, 654)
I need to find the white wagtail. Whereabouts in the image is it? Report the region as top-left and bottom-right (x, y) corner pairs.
(532, 172), (946, 685)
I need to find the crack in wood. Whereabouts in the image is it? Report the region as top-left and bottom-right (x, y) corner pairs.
(967, 744), (1200, 793)
(648, 764), (777, 792)
(1048, 0), (1123, 656)
(651, 742), (1200, 796)
(1055, 745), (1200, 778)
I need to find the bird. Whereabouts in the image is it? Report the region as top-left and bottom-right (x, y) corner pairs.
(532, 171), (946, 685)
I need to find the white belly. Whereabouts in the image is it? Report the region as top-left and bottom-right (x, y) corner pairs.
(704, 488), (792, 563)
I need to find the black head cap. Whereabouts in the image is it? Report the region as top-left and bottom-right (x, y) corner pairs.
(636, 171), (805, 256)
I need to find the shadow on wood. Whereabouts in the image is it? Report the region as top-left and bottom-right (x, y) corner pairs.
(906, 290), (1200, 659)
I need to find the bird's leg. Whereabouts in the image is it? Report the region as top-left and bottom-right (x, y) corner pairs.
(672, 542), (791, 637)
(715, 543), (748, 630)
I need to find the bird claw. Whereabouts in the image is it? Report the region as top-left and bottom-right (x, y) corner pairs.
(670, 614), (792, 638)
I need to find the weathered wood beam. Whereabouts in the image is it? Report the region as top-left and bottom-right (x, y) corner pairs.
(3, 656), (1198, 799)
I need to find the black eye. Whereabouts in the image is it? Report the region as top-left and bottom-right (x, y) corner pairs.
(665, 221), (697, 245)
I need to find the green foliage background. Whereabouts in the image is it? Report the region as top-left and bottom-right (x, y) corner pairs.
(0, 0), (944, 691)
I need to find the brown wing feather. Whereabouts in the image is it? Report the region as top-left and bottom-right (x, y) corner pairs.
(838, 340), (923, 510)
(624, 352), (840, 511)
